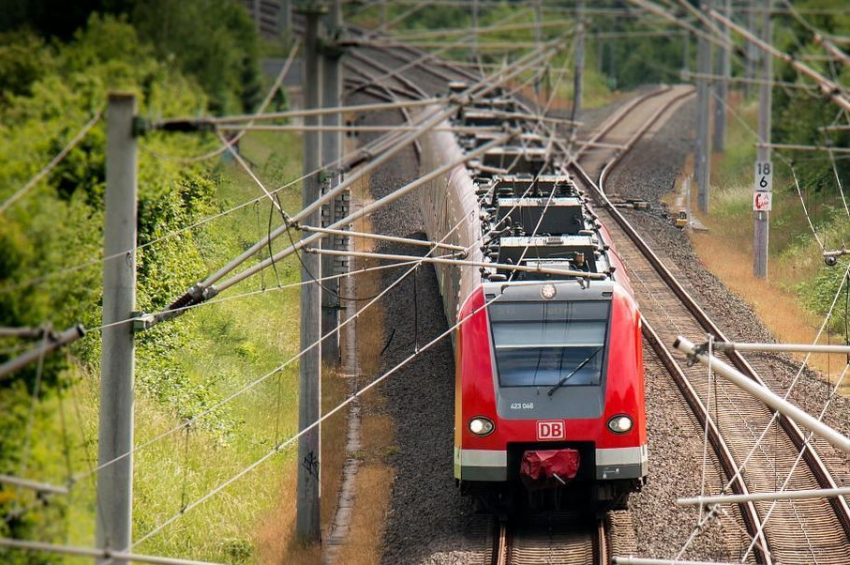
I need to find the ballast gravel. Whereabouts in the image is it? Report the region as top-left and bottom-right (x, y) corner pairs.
(606, 96), (850, 557)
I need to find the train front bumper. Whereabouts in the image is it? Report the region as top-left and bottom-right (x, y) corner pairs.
(454, 445), (647, 482)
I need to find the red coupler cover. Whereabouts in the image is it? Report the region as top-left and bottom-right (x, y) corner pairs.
(520, 449), (580, 484)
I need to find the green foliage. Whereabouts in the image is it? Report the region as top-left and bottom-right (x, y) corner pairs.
(130, 0), (262, 114)
(0, 15), (223, 561)
(0, 0), (261, 114)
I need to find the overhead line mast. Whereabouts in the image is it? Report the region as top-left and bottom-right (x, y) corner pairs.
(754, 0), (772, 279)
(296, 0), (326, 544)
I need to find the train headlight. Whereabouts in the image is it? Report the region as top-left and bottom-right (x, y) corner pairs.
(607, 415), (633, 434)
(469, 417), (495, 437)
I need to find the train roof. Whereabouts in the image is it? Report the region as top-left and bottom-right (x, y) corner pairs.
(446, 89), (615, 285)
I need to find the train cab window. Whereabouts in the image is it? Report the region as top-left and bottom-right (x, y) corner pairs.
(488, 300), (610, 388)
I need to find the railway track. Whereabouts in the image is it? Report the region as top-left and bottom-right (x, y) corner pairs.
(492, 515), (607, 565)
(567, 86), (850, 564)
(332, 25), (850, 564)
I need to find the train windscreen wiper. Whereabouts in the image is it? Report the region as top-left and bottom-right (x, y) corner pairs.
(546, 347), (603, 397)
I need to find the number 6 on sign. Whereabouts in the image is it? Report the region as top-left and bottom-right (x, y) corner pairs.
(754, 160), (773, 192)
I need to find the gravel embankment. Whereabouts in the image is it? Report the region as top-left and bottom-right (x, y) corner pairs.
(605, 96), (850, 554)
(343, 89), (491, 564)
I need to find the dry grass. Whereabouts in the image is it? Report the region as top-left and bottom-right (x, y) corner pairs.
(334, 415), (396, 565)
(677, 162), (850, 393)
(689, 230), (850, 388)
(335, 466), (395, 565)
(324, 163), (397, 564)
(322, 366), (351, 528)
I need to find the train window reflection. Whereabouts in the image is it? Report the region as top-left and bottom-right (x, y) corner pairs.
(488, 300), (610, 387)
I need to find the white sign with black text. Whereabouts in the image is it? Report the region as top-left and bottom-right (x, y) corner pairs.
(754, 160), (773, 192)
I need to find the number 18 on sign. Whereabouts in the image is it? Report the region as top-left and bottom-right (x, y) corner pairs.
(753, 160), (773, 212)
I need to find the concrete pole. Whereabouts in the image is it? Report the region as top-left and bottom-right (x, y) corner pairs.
(297, 3), (323, 543)
(597, 36), (604, 74)
(96, 92), (138, 564)
(471, 0), (479, 61)
(573, 0), (585, 117)
(321, 0), (342, 365)
(280, 0), (292, 35)
(754, 0), (772, 278)
(744, 0), (757, 98)
(534, 0), (542, 100)
(695, 19), (713, 212)
(712, 0), (731, 152)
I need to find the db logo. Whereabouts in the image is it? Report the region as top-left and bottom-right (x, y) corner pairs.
(537, 420), (565, 440)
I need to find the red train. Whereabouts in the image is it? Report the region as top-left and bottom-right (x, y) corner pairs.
(416, 94), (647, 512)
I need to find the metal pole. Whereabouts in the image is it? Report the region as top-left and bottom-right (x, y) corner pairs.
(714, 341), (850, 354)
(712, 0), (730, 152)
(677, 486), (850, 506)
(308, 248), (608, 280)
(1, 538), (230, 565)
(744, 0), (757, 98)
(695, 13), (712, 212)
(674, 336), (850, 455)
(754, 0), (771, 278)
(534, 0), (542, 99)
(321, 0), (343, 365)
(280, 0), (292, 35)
(0, 325), (85, 380)
(708, 7), (850, 112)
(96, 92), (138, 564)
(0, 474), (69, 495)
(296, 2), (324, 543)
(471, 0), (478, 60)
(573, 0), (585, 117)
(614, 559), (752, 565)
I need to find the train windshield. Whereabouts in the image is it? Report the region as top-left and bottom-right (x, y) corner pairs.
(488, 300), (610, 388)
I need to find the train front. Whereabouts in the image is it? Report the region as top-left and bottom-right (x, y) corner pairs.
(452, 176), (646, 513)
(455, 278), (645, 511)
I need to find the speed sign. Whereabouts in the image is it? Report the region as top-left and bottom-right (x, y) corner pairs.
(754, 160), (773, 193)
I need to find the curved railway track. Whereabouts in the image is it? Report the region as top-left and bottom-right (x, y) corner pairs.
(567, 86), (850, 564)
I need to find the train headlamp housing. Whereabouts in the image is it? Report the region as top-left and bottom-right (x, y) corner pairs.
(607, 415), (633, 434)
(469, 417), (495, 437)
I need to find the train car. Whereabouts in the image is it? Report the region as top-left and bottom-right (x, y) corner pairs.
(415, 93), (646, 512)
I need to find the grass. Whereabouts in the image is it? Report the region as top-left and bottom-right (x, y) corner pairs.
(682, 94), (850, 393)
(7, 125), (357, 564)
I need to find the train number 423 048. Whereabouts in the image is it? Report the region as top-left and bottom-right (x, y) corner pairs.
(509, 402), (534, 410)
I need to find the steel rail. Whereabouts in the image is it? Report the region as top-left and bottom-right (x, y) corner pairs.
(565, 87), (777, 564)
(641, 320), (772, 564)
(492, 520), (509, 565)
(596, 517), (609, 565)
(493, 516), (609, 565)
(565, 84), (850, 552)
